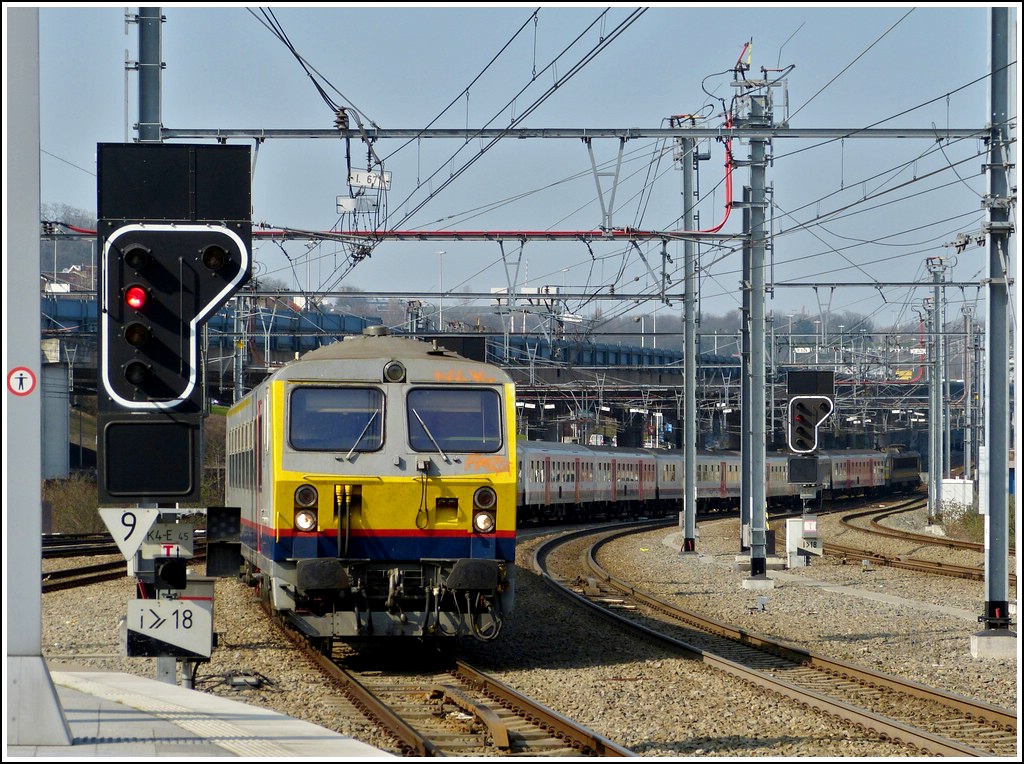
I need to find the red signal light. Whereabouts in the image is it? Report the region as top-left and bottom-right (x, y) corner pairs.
(125, 285), (147, 311)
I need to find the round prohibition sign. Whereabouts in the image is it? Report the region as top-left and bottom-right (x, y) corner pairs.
(8, 366), (37, 396)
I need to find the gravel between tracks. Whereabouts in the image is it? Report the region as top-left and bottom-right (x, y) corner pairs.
(41, 506), (1019, 757)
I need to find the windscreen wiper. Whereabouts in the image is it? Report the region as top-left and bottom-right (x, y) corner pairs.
(339, 409), (380, 462)
(411, 408), (450, 463)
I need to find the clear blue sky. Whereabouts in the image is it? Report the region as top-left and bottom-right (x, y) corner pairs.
(19, 3), (1022, 331)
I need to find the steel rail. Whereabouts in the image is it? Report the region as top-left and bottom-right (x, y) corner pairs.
(262, 596), (630, 756)
(453, 660), (634, 757)
(532, 525), (1014, 758)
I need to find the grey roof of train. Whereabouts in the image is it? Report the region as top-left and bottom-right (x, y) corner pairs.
(297, 333), (481, 362)
(284, 331), (514, 381)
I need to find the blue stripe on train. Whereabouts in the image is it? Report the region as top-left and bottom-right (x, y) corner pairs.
(242, 525), (514, 562)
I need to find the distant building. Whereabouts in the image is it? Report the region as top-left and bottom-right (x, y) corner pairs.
(41, 263), (97, 292)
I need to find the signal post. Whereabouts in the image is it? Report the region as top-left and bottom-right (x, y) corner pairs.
(785, 371), (834, 567)
(97, 142), (251, 503)
(96, 143), (251, 683)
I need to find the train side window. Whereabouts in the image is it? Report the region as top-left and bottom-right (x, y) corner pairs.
(289, 386), (384, 452)
(407, 387), (502, 453)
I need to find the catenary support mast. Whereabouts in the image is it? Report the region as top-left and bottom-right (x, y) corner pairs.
(976, 7), (1014, 647)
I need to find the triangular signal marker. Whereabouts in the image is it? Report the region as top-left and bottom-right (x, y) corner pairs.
(99, 507), (160, 560)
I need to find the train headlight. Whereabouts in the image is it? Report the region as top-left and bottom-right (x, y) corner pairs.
(472, 510), (496, 534)
(473, 486), (497, 510)
(295, 484), (318, 507)
(383, 360), (406, 383)
(294, 508), (318, 532)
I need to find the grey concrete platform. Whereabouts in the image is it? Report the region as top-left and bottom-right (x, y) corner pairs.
(6, 669), (393, 759)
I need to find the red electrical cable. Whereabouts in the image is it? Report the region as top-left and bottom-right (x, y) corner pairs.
(689, 115), (734, 235)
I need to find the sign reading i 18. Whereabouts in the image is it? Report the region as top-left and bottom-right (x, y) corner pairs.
(125, 599), (212, 659)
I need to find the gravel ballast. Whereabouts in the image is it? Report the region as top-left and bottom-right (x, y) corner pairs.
(40, 508), (1018, 757)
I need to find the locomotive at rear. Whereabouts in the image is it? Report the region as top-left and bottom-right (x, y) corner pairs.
(227, 328), (517, 643)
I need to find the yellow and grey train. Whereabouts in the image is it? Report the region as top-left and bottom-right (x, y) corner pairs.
(226, 327), (517, 643)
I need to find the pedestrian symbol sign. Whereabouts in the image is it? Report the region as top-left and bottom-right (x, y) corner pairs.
(8, 366), (37, 396)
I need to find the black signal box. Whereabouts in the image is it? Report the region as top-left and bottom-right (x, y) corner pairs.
(788, 456), (819, 484)
(787, 370), (834, 396)
(98, 412), (201, 503)
(153, 556), (188, 590)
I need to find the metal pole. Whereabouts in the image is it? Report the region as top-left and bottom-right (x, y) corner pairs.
(769, 314), (776, 442)
(233, 296), (244, 403)
(739, 188), (751, 552)
(943, 297), (951, 479)
(748, 93), (769, 578)
(927, 260), (945, 521)
(438, 250), (445, 331)
(137, 7), (162, 143)
(962, 306), (973, 481)
(682, 137), (697, 552)
(979, 6), (1012, 633)
(925, 302), (939, 523)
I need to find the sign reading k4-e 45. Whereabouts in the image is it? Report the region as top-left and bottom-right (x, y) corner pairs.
(140, 523), (194, 560)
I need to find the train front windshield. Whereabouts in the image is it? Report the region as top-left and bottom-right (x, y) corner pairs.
(290, 387), (384, 452)
(407, 388), (502, 453)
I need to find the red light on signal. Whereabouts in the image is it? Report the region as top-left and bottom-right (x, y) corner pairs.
(125, 285), (147, 310)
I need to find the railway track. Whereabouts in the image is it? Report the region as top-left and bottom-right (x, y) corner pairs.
(826, 499), (1017, 586)
(263, 602), (633, 756)
(42, 533), (122, 558)
(535, 522), (1017, 758)
(42, 559), (129, 592)
(41, 545), (208, 592)
(823, 542), (1009, 582)
(43, 530), (209, 559)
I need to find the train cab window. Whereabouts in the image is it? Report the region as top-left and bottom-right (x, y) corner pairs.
(289, 386), (384, 452)
(407, 387), (502, 453)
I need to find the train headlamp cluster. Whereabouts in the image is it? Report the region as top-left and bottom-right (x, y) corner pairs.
(294, 484), (319, 532)
(472, 486), (498, 534)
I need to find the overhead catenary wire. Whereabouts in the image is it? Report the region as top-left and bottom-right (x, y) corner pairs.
(787, 8), (916, 124)
(209, 5), (999, 335)
(381, 8), (649, 233)
(259, 8), (648, 299)
(377, 8), (542, 166)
